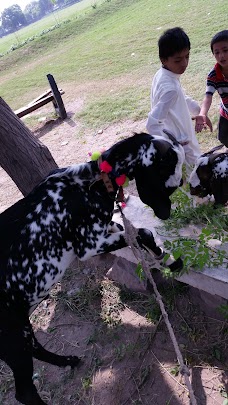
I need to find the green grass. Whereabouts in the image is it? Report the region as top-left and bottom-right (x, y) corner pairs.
(0, 0), (227, 134)
(76, 86), (147, 128)
(0, 0), (102, 55)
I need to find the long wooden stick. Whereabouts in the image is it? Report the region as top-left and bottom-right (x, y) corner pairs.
(120, 211), (198, 405)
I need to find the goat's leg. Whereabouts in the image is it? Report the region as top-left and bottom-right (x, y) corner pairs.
(94, 228), (182, 272)
(137, 228), (183, 272)
(0, 314), (46, 405)
(96, 228), (162, 256)
(31, 329), (81, 367)
(13, 356), (46, 405)
(108, 220), (124, 233)
(136, 228), (163, 256)
(93, 228), (160, 256)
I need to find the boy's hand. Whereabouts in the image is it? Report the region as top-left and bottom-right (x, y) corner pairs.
(193, 115), (213, 132)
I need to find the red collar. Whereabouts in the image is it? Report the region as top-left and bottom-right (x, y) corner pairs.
(97, 157), (125, 202)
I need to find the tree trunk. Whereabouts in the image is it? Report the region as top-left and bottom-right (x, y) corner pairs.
(0, 97), (58, 196)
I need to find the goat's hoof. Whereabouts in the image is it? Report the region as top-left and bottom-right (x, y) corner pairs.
(65, 355), (81, 368)
(16, 391), (46, 405)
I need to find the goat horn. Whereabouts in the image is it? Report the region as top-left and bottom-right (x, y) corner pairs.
(162, 129), (180, 147)
(201, 143), (224, 157)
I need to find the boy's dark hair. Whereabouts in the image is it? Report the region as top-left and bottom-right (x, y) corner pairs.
(210, 30), (228, 52)
(158, 27), (190, 60)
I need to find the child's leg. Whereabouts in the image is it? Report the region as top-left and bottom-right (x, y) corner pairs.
(218, 115), (228, 147)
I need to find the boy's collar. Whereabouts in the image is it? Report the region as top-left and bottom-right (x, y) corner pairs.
(215, 63), (227, 81)
(161, 65), (181, 78)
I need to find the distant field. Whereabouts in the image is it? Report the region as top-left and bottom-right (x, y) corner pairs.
(0, 0), (103, 55)
(0, 0), (227, 135)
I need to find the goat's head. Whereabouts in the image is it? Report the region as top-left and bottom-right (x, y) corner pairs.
(189, 145), (228, 205)
(102, 133), (185, 220)
(189, 155), (213, 198)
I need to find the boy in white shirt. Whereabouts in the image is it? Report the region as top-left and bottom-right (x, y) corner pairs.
(146, 27), (211, 169)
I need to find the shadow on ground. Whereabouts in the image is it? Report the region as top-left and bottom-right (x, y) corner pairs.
(33, 112), (76, 139)
(0, 254), (227, 405)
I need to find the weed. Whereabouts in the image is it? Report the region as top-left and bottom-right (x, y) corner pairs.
(135, 262), (145, 281)
(52, 278), (101, 320)
(80, 355), (102, 392)
(138, 365), (151, 387)
(113, 342), (137, 360)
(100, 279), (124, 327)
(213, 346), (222, 361)
(167, 187), (228, 231)
(146, 303), (161, 323)
(218, 304), (228, 320)
(158, 188), (228, 273)
(85, 329), (100, 345)
(0, 363), (14, 401)
(81, 375), (92, 390)
(170, 365), (179, 377)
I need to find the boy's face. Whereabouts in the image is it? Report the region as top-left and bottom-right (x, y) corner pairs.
(161, 48), (190, 74)
(212, 40), (228, 69)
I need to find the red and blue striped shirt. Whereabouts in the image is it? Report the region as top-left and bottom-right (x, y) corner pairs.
(206, 63), (228, 120)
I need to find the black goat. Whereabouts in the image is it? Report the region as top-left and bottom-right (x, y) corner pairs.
(189, 145), (228, 206)
(0, 133), (184, 404)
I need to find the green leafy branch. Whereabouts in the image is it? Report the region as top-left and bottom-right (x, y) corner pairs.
(160, 187), (228, 273)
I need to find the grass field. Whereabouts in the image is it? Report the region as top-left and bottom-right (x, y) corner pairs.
(0, 0), (103, 55)
(0, 0), (227, 132)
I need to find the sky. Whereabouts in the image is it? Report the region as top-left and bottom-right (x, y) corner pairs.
(0, 0), (31, 14)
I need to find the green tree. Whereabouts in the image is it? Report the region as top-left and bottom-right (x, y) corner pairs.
(38, 0), (53, 17)
(0, 25), (5, 38)
(24, 1), (42, 23)
(1, 5), (27, 33)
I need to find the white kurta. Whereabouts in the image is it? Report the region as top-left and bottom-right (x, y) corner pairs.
(146, 67), (201, 165)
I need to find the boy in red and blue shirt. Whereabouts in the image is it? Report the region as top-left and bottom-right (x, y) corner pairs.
(196, 30), (228, 147)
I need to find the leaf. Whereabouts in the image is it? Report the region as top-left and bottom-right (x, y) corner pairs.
(213, 347), (222, 361)
(135, 262), (145, 280)
(163, 253), (170, 263)
(201, 227), (212, 236)
(173, 249), (182, 260)
(170, 366), (179, 376)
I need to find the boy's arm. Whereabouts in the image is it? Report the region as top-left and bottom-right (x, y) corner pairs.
(146, 90), (177, 136)
(199, 94), (213, 116)
(185, 96), (201, 116)
(194, 94), (213, 132)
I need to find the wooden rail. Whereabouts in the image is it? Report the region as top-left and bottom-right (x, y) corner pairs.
(15, 89), (65, 118)
(14, 74), (67, 119)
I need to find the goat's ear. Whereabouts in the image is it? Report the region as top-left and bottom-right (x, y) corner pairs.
(211, 176), (228, 205)
(201, 144), (224, 157)
(198, 164), (213, 181)
(159, 148), (178, 178)
(162, 129), (179, 147)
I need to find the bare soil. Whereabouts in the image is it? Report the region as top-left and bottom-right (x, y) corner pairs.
(0, 100), (227, 405)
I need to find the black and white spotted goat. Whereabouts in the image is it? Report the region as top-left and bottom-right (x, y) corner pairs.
(189, 145), (228, 206)
(0, 132), (184, 405)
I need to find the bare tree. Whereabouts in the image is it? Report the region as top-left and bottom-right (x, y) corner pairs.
(0, 97), (58, 196)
